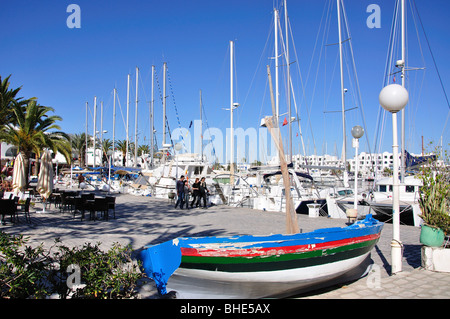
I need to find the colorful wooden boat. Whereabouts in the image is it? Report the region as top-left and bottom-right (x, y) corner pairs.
(139, 214), (383, 299)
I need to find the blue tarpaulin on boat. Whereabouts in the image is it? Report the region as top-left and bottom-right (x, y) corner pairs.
(405, 150), (437, 168)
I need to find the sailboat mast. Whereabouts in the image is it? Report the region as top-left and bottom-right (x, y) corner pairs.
(85, 101), (88, 167)
(400, 0), (406, 182)
(100, 101), (104, 161)
(200, 89), (203, 161)
(135, 66), (139, 168)
(93, 96), (97, 167)
(284, 0), (292, 162)
(150, 65), (155, 167)
(274, 8), (280, 119)
(126, 73), (130, 167)
(112, 88), (116, 165)
(163, 62), (167, 147)
(337, 0), (348, 186)
(230, 40), (235, 183)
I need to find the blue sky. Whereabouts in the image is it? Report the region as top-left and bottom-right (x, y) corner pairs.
(1, 0), (449, 163)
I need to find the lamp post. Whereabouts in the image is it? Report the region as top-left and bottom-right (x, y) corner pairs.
(379, 84), (409, 274)
(351, 125), (364, 211)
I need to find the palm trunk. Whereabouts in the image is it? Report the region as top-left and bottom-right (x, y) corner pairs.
(81, 147), (86, 167)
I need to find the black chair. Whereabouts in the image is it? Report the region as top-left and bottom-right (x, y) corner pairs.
(60, 193), (75, 213)
(16, 197), (31, 223)
(0, 199), (17, 225)
(12, 197), (19, 222)
(48, 192), (59, 208)
(89, 198), (109, 221)
(106, 196), (116, 219)
(73, 197), (87, 221)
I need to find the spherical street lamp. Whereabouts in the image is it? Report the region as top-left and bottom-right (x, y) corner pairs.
(379, 84), (409, 275)
(351, 125), (364, 140)
(379, 84), (409, 113)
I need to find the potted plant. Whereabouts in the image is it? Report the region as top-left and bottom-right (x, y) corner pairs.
(418, 145), (450, 247)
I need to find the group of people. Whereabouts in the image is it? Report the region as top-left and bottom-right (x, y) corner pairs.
(174, 176), (209, 209)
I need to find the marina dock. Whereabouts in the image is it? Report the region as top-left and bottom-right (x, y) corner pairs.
(2, 190), (449, 299)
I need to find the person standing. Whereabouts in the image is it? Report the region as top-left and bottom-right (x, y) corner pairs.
(198, 177), (209, 208)
(78, 174), (85, 188)
(174, 175), (185, 209)
(190, 178), (200, 208)
(184, 180), (191, 210)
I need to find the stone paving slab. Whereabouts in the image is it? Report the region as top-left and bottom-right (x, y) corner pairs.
(2, 191), (448, 299)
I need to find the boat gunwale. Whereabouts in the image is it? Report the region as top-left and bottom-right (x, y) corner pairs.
(172, 217), (383, 252)
(180, 233), (380, 258)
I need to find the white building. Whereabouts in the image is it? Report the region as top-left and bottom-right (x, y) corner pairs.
(277, 151), (430, 179)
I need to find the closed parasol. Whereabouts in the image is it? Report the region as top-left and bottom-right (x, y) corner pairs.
(12, 152), (26, 196)
(36, 150), (54, 202)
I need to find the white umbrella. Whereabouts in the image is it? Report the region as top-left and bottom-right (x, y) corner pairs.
(12, 152), (26, 196)
(36, 151), (54, 212)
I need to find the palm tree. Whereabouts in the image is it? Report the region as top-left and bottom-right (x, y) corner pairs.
(0, 75), (33, 127)
(115, 140), (127, 166)
(0, 100), (72, 185)
(101, 138), (113, 164)
(0, 75), (34, 164)
(138, 144), (150, 156)
(115, 140), (134, 166)
(70, 133), (89, 167)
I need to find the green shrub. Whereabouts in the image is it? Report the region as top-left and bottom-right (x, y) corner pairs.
(0, 233), (51, 298)
(418, 144), (450, 234)
(0, 232), (144, 299)
(52, 241), (143, 299)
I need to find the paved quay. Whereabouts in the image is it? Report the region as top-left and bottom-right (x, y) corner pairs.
(2, 190), (449, 299)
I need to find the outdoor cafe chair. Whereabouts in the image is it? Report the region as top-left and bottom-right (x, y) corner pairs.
(106, 196), (116, 219)
(73, 197), (87, 221)
(59, 192), (76, 213)
(0, 199), (17, 225)
(16, 197), (31, 224)
(88, 198), (108, 221)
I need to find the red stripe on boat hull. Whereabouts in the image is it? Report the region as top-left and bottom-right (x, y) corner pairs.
(181, 234), (380, 258)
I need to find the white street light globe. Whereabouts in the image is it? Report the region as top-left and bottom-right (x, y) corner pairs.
(379, 84), (409, 113)
(174, 143), (182, 152)
(351, 125), (364, 139)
